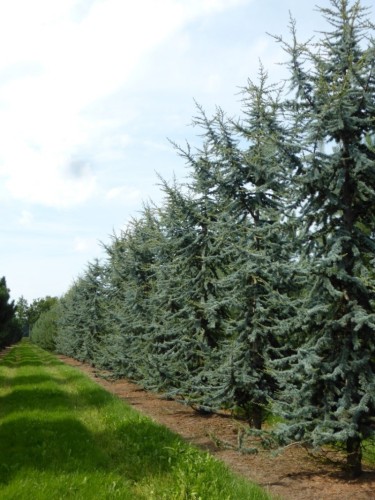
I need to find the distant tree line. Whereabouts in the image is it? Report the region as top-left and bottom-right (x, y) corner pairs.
(30, 1), (374, 478)
(0, 289), (58, 350)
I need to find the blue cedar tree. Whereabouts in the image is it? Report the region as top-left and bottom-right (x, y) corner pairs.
(186, 72), (298, 427)
(273, 0), (375, 477)
(100, 206), (162, 382)
(55, 260), (109, 362)
(147, 174), (229, 399)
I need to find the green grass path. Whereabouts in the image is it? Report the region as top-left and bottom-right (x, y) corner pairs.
(0, 341), (272, 499)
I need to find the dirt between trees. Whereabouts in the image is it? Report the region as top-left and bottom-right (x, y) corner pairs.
(57, 355), (375, 500)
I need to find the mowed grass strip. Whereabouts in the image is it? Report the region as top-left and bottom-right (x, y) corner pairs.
(0, 341), (271, 500)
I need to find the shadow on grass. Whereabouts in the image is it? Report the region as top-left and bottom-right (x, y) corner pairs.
(0, 374), (10, 387)
(97, 418), (184, 480)
(10, 373), (83, 387)
(0, 383), (120, 416)
(0, 348), (63, 369)
(1, 368), (93, 393)
(5, 375), (54, 386)
(0, 415), (181, 485)
(0, 416), (106, 484)
(0, 387), (77, 414)
(1, 359), (62, 368)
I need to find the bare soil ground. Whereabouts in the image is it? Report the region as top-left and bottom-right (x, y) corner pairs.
(55, 355), (375, 499)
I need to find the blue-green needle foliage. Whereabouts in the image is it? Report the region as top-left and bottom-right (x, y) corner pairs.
(0, 341), (270, 499)
(272, 0), (375, 478)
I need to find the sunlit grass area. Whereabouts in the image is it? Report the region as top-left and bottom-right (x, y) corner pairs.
(363, 440), (375, 466)
(0, 340), (271, 499)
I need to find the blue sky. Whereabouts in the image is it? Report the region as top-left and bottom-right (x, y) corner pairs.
(1, 0), (373, 303)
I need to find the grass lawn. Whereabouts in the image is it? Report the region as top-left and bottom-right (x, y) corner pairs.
(0, 340), (272, 499)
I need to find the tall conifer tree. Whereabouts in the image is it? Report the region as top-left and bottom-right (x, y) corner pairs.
(186, 72), (298, 427)
(149, 172), (229, 400)
(101, 206), (161, 382)
(55, 260), (108, 362)
(274, 0), (375, 476)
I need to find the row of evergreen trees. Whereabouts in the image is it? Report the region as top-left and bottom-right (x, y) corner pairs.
(31, 0), (375, 477)
(0, 283), (55, 350)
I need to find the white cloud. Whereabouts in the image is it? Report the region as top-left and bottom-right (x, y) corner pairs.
(0, 0), (251, 209)
(73, 236), (98, 253)
(105, 185), (142, 204)
(2, 146), (97, 208)
(142, 140), (172, 152)
(18, 209), (34, 226)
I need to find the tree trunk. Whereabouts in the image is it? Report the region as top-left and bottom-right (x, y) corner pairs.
(346, 436), (362, 478)
(250, 405), (263, 430)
